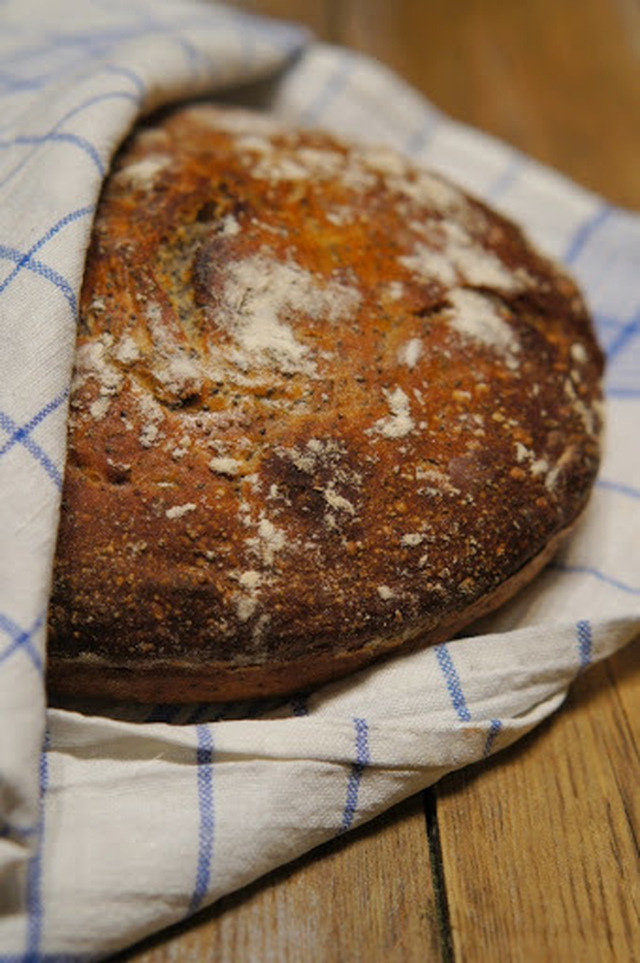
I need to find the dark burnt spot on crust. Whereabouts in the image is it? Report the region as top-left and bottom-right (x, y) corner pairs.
(265, 451), (328, 523)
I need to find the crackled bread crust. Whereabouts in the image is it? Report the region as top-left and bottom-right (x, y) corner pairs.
(47, 104), (604, 702)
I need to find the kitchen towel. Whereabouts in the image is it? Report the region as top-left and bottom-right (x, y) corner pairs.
(0, 1), (638, 958)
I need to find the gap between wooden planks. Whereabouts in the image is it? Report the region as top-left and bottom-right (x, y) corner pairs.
(436, 640), (639, 963)
(117, 791), (443, 961)
(118, 640), (638, 962)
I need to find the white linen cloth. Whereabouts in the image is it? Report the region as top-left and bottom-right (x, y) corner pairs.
(0, 1), (638, 958)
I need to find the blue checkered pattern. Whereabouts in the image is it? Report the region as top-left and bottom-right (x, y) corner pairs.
(1, 3), (638, 959)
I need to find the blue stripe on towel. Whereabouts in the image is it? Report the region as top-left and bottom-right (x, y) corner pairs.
(435, 643), (471, 722)
(563, 202), (613, 265)
(576, 619), (593, 670)
(340, 717), (370, 833)
(0, 206), (94, 312)
(0, 612), (45, 674)
(188, 724), (215, 915)
(0, 390), (68, 489)
(24, 729), (51, 958)
(550, 563), (640, 596)
(482, 718), (503, 758)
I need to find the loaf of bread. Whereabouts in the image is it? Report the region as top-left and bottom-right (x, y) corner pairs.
(47, 104), (604, 702)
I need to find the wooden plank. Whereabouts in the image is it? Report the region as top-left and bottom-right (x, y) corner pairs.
(119, 793), (443, 962)
(435, 640), (639, 963)
(341, 0), (640, 207)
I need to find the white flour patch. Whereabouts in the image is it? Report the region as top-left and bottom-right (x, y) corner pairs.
(236, 134), (272, 154)
(386, 281), (405, 301)
(359, 145), (409, 178)
(401, 533), (424, 547)
(234, 569), (263, 622)
(326, 205), (355, 227)
(564, 377), (598, 436)
(400, 219), (520, 291)
(209, 456), (241, 477)
(514, 442), (551, 479)
(220, 214), (240, 236)
(145, 303), (205, 396)
(246, 141), (345, 183)
(531, 458), (550, 477)
(369, 387), (415, 439)
(323, 483), (356, 516)
(217, 253), (361, 375)
(133, 389), (165, 448)
(166, 503), (196, 520)
(114, 335), (140, 366)
(446, 289), (520, 365)
(116, 155), (170, 189)
(390, 170), (464, 211)
(397, 338), (422, 369)
(72, 335), (124, 421)
(154, 353), (204, 397)
(416, 465), (461, 496)
(570, 342), (588, 364)
(189, 106), (280, 136)
(297, 147), (344, 176)
(246, 515), (286, 567)
(252, 153), (311, 181)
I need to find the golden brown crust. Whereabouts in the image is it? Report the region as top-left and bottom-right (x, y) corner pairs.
(48, 520), (575, 703)
(47, 105), (604, 703)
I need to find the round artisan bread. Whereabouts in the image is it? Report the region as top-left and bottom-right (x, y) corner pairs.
(47, 104), (604, 703)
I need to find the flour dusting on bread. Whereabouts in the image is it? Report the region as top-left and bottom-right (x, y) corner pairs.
(48, 104), (604, 703)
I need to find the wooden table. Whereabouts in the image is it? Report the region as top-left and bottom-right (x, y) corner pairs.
(119, 2), (640, 959)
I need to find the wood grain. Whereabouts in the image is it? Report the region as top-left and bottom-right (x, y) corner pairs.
(119, 794), (443, 962)
(226, 0), (640, 205)
(435, 640), (639, 963)
(341, 0), (640, 207)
